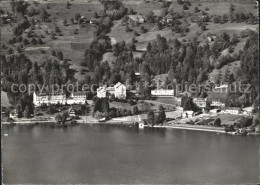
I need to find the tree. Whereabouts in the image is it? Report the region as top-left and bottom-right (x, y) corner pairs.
(133, 106), (139, 115)
(51, 31), (55, 40)
(66, 1), (70, 9)
(200, 24), (206, 31)
(93, 12), (98, 18)
(147, 110), (155, 124)
(57, 51), (63, 61)
(75, 13), (81, 21)
(228, 73), (235, 84)
(23, 38), (29, 45)
(31, 38), (37, 45)
(194, 6), (199, 13)
(63, 19), (68, 26)
(214, 118), (221, 127)
(55, 114), (62, 123)
(40, 8), (48, 22)
(147, 42), (152, 52)
(61, 112), (68, 123)
(125, 25), (130, 32)
(38, 38), (43, 45)
(24, 106), (30, 118)
(183, 3), (189, 10)
(177, 0), (183, 4)
(252, 115), (259, 127)
(51, 50), (56, 56)
(158, 105), (166, 124)
(140, 25), (145, 33)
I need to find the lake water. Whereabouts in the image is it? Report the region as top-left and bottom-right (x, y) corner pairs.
(2, 124), (259, 184)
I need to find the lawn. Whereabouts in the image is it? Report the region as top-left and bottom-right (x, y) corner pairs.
(123, 0), (163, 15)
(152, 98), (181, 106)
(215, 113), (244, 125)
(208, 60), (241, 83)
(169, 1), (257, 15)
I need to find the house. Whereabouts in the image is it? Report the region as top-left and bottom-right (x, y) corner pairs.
(221, 107), (242, 114)
(68, 107), (76, 117)
(129, 15), (145, 24)
(182, 110), (194, 118)
(33, 91), (66, 107)
(9, 110), (18, 120)
(49, 92), (66, 105)
(166, 14), (173, 23)
(210, 100), (225, 107)
(66, 91), (86, 105)
(90, 18), (99, 24)
(151, 89), (174, 97)
(97, 86), (107, 98)
(193, 98), (207, 108)
(33, 91), (51, 106)
(114, 82), (126, 99)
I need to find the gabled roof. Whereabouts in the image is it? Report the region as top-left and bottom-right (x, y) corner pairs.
(97, 86), (106, 92)
(115, 82), (124, 88)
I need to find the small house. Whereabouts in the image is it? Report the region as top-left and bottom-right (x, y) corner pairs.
(129, 15), (145, 24)
(221, 107), (242, 115)
(114, 82), (126, 99)
(97, 86), (107, 98)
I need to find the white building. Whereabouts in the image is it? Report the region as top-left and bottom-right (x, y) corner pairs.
(66, 91), (86, 105)
(97, 86), (107, 98)
(33, 91), (65, 107)
(129, 15), (145, 24)
(114, 82), (126, 99)
(193, 98), (207, 108)
(49, 92), (66, 105)
(221, 107), (242, 114)
(9, 110), (18, 120)
(210, 100), (225, 107)
(151, 89), (174, 97)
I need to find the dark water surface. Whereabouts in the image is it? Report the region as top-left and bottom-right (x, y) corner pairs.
(2, 124), (259, 184)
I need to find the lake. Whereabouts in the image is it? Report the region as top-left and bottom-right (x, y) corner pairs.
(2, 124), (259, 184)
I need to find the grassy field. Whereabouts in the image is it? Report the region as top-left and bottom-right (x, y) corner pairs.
(169, 1), (257, 15)
(215, 113), (244, 125)
(152, 98), (181, 106)
(1, 0), (258, 84)
(208, 60), (241, 83)
(122, 0), (163, 15)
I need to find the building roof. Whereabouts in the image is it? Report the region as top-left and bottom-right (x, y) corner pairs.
(222, 107), (242, 111)
(97, 86), (106, 92)
(193, 98), (207, 101)
(35, 90), (65, 96)
(115, 82), (125, 89)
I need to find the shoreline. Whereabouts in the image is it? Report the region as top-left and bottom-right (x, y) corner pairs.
(2, 120), (259, 135)
(0, 120), (230, 134)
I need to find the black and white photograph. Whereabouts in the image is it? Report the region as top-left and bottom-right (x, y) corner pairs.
(0, 0), (259, 184)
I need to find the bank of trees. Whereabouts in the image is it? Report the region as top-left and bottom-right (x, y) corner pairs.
(147, 105), (166, 125)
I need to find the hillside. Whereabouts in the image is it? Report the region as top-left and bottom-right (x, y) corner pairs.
(0, 0), (258, 108)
